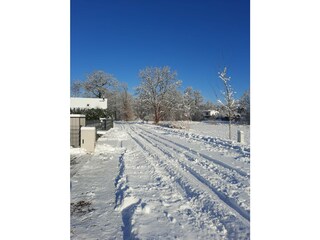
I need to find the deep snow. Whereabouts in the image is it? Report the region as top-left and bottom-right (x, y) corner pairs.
(71, 121), (250, 239)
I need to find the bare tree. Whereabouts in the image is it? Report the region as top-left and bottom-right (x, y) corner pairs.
(71, 70), (121, 119)
(182, 87), (194, 121)
(217, 67), (238, 140)
(82, 70), (118, 98)
(119, 84), (135, 121)
(105, 88), (121, 120)
(134, 96), (150, 121)
(192, 90), (204, 121)
(71, 80), (83, 97)
(162, 89), (183, 121)
(136, 66), (181, 124)
(181, 87), (205, 121)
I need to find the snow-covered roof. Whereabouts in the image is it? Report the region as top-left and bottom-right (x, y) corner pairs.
(70, 97), (108, 109)
(203, 110), (218, 112)
(70, 114), (86, 118)
(202, 110), (219, 116)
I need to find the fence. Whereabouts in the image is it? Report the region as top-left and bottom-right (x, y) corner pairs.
(86, 119), (113, 131)
(70, 115), (113, 148)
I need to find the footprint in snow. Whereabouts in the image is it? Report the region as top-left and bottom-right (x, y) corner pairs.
(164, 211), (176, 223)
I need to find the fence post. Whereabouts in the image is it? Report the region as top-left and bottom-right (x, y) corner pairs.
(237, 130), (244, 143)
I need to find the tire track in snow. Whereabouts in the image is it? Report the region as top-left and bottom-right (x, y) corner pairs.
(126, 125), (250, 238)
(149, 124), (250, 158)
(126, 131), (228, 236)
(132, 127), (250, 217)
(138, 127), (248, 184)
(125, 129), (226, 238)
(138, 125), (249, 178)
(131, 126), (250, 222)
(114, 130), (215, 238)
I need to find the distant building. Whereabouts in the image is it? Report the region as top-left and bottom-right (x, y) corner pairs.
(202, 110), (219, 118)
(70, 97), (107, 109)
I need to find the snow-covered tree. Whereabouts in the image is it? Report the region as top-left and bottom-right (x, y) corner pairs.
(182, 87), (194, 120)
(119, 84), (135, 121)
(217, 67), (238, 140)
(192, 90), (204, 121)
(163, 89), (183, 121)
(172, 87), (205, 121)
(71, 80), (83, 97)
(71, 70), (123, 119)
(82, 70), (118, 98)
(134, 96), (150, 121)
(238, 90), (250, 124)
(104, 88), (121, 120)
(202, 100), (216, 111)
(136, 66), (182, 124)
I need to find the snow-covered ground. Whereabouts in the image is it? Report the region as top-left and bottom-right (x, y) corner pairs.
(71, 121), (250, 239)
(158, 121), (250, 145)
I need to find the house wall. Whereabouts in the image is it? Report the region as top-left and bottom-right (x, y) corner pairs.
(70, 98), (107, 109)
(203, 110), (219, 117)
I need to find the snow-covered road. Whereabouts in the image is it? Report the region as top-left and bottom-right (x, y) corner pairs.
(71, 122), (250, 239)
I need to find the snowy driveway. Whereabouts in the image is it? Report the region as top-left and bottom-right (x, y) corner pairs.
(71, 122), (250, 239)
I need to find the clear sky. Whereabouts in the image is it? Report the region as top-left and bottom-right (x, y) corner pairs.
(71, 0), (250, 102)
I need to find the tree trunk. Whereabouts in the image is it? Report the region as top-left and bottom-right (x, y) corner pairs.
(114, 110), (117, 121)
(228, 118), (232, 140)
(154, 108), (160, 124)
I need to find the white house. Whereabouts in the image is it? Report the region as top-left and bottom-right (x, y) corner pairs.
(202, 110), (219, 118)
(70, 97), (107, 109)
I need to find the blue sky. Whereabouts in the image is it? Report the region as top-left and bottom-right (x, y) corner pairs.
(71, 0), (250, 102)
